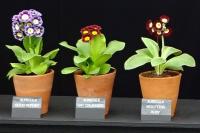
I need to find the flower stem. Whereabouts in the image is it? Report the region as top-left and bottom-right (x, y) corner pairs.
(161, 35), (165, 48)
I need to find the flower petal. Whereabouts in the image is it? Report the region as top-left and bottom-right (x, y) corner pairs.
(146, 19), (153, 31)
(34, 26), (44, 37)
(160, 15), (170, 23)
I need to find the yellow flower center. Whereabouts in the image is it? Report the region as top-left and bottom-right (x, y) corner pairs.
(27, 28), (34, 34)
(82, 30), (89, 34)
(156, 22), (162, 29)
(84, 36), (90, 41)
(17, 32), (23, 37)
(33, 19), (39, 25)
(26, 22), (32, 26)
(92, 31), (98, 35)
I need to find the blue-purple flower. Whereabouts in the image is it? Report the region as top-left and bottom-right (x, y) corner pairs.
(24, 26), (35, 36)
(11, 9), (44, 41)
(18, 10), (31, 22)
(13, 31), (24, 41)
(34, 26), (44, 37)
(31, 16), (43, 26)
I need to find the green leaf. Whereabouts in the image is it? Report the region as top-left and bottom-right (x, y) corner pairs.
(90, 34), (106, 61)
(59, 41), (78, 52)
(29, 56), (44, 67)
(104, 40), (125, 55)
(33, 37), (43, 54)
(74, 56), (89, 64)
(23, 36), (32, 52)
(99, 64), (111, 74)
(151, 57), (166, 67)
(7, 68), (25, 79)
(88, 65), (100, 75)
(29, 56), (49, 74)
(23, 36), (43, 54)
(31, 63), (48, 75)
(124, 54), (151, 70)
(94, 54), (112, 66)
(136, 48), (153, 58)
(43, 48), (60, 59)
(10, 63), (27, 69)
(76, 39), (90, 57)
(141, 37), (159, 57)
(6, 45), (35, 62)
(35, 39), (43, 54)
(163, 53), (196, 71)
(77, 63), (89, 74)
(22, 53), (36, 62)
(61, 67), (79, 74)
(43, 60), (57, 66)
(161, 46), (182, 59)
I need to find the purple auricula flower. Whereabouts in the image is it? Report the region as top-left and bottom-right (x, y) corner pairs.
(12, 21), (21, 32)
(31, 16), (43, 26)
(34, 26), (44, 37)
(13, 31), (24, 41)
(18, 10), (31, 22)
(12, 9), (44, 41)
(24, 26), (35, 36)
(12, 15), (19, 22)
(29, 9), (42, 17)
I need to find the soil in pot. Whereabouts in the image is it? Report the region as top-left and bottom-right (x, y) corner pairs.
(13, 69), (54, 114)
(74, 69), (116, 116)
(139, 70), (182, 117)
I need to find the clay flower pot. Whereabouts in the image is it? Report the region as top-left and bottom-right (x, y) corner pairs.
(139, 70), (182, 117)
(13, 69), (54, 114)
(74, 69), (116, 116)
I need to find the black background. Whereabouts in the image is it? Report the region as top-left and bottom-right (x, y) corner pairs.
(0, 0), (199, 99)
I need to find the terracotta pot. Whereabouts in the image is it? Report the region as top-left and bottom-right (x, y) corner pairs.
(139, 71), (182, 117)
(74, 69), (116, 116)
(13, 69), (54, 114)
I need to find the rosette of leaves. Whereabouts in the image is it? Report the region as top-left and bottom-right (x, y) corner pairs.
(59, 34), (125, 78)
(124, 15), (195, 75)
(6, 9), (59, 79)
(6, 36), (59, 79)
(124, 37), (195, 75)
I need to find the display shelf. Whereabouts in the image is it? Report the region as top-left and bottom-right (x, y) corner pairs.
(0, 95), (200, 133)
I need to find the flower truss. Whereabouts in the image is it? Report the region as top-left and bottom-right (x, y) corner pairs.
(146, 15), (172, 38)
(80, 25), (102, 42)
(12, 9), (44, 41)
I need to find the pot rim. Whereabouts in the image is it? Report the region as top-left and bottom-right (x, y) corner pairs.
(139, 70), (182, 79)
(13, 69), (54, 78)
(74, 68), (116, 78)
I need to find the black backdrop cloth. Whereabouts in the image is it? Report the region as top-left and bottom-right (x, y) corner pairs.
(0, 0), (199, 99)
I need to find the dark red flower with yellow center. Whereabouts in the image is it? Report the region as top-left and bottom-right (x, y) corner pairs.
(163, 28), (172, 37)
(146, 15), (172, 38)
(154, 20), (162, 30)
(146, 19), (153, 31)
(160, 15), (170, 23)
(82, 34), (92, 42)
(80, 25), (102, 42)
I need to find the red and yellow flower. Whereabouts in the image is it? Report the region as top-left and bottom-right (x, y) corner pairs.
(80, 25), (102, 42)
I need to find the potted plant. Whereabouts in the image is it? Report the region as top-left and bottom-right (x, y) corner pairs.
(124, 15), (196, 116)
(59, 25), (125, 115)
(6, 9), (59, 114)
